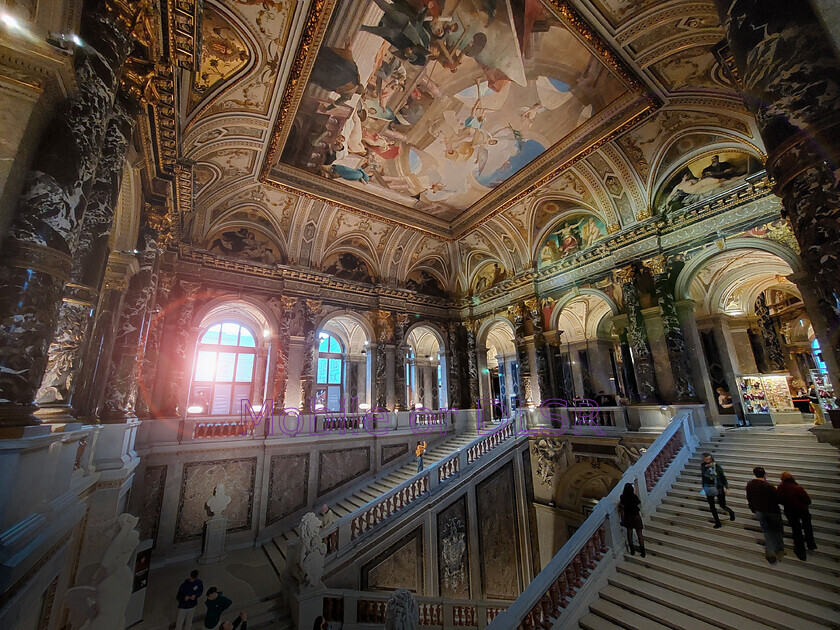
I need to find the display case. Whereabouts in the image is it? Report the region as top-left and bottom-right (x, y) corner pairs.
(809, 369), (836, 412)
(736, 374), (799, 425)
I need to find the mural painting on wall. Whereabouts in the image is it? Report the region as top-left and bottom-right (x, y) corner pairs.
(207, 228), (282, 264)
(655, 151), (763, 213)
(538, 212), (606, 267)
(472, 261), (508, 293)
(323, 251), (375, 283)
(405, 269), (447, 297)
(278, 0), (627, 221)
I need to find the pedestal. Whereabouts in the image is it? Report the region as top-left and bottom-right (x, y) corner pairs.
(200, 516), (228, 563)
(125, 539), (152, 626)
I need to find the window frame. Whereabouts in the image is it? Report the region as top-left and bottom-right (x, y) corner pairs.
(316, 331), (344, 412)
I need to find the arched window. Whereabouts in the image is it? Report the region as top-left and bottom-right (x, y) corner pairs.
(191, 322), (257, 415)
(316, 332), (343, 411)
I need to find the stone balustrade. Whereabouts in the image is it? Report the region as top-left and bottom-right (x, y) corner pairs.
(489, 408), (703, 630)
(467, 422), (515, 463)
(351, 473), (429, 540)
(437, 452), (460, 483)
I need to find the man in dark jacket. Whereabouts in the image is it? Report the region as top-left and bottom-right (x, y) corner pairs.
(700, 453), (735, 528)
(777, 472), (817, 560)
(175, 569), (203, 630)
(746, 466), (785, 564)
(204, 587), (233, 629)
(220, 611), (247, 630)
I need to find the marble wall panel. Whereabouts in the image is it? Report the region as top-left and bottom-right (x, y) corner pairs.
(381, 442), (408, 466)
(437, 495), (470, 599)
(476, 462), (521, 600)
(138, 465), (167, 546)
(361, 527), (424, 593)
(175, 457), (257, 542)
(317, 446), (371, 497)
(266, 453), (309, 526)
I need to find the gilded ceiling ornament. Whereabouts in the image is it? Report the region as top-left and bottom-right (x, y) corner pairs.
(304, 299), (322, 316)
(642, 254), (668, 276)
(614, 264), (636, 285)
(607, 222), (621, 234)
(524, 297), (540, 314)
(281, 296), (298, 312)
(635, 207), (652, 221)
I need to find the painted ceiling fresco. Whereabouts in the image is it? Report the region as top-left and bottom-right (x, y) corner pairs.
(538, 212), (606, 268)
(268, 0), (637, 226)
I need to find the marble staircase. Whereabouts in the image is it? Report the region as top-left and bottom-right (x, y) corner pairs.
(578, 427), (840, 630)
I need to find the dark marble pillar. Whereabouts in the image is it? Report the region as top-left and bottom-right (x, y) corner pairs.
(159, 279), (202, 417)
(510, 304), (531, 403)
(35, 102), (136, 419)
(270, 296), (296, 410)
(616, 265), (660, 403)
(644, 255), (697, 402)
(101, 231), (160, 422)
(617, 328), (640, 403)
(754, 293), (787, 371)
(373, 310), (392, 409)
(526, 298), (550, 403)
(465, 320), (479, 409)
(715, 0), (840, 390)
(135, 273), (173, 418)
(299, 300), (322, 414)
(445, 322), (462, 409)
(394, 314), (409, 411)
(0, 7), (137, 426)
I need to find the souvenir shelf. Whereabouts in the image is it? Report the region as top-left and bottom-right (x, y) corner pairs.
(809, 369), (837, 412)
(736, 374), (799, 425)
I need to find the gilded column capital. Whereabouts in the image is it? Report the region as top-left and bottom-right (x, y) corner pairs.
(642, 254), (668, 276)
(304, 299), (322, 316)
(395, 312), (410, 327)
(523, 297), (540, 314)
(281, 296), (299, 312)
(614, 264), (636, 285)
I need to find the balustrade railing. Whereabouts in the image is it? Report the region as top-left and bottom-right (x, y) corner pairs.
(467, 422), (515, 463)
(191, 419), (250, 439)
(411, 409), (450, 427)
(489, 409), (700, 630)
(351, 473), (430, 540)
(317, 412), (366, 433)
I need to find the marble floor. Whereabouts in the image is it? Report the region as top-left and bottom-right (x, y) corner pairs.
(130, 547), (279, 629)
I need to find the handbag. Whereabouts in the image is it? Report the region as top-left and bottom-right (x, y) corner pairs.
(703, 485), (718, 498)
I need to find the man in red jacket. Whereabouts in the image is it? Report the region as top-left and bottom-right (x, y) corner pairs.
(745, 466), (785, 564)
(777, 472), (817, 560)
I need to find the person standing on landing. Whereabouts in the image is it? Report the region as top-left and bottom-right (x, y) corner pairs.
(777, 472), (817, 560)
(204, 587), (233, 629)
(415, 440), (426, 473)
(175, 569), (203, 630)
(700, 453), (735, 528)
(746, 466), (785, 565)
(617, 483), (645, 557)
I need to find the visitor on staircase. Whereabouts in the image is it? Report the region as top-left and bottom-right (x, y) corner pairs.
(745, 466), (786, 565)
(416, 440), (427, 473)
(776, 471), (818, 560)
(617, 483), (645, 557)
(700, 453), (736, 528)
(219, 611), (247, 630)
(204, 587), (233, 629)
(174, 569), (203, 630)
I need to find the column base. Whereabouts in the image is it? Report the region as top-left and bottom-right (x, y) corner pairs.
(0, 403), (42, 430)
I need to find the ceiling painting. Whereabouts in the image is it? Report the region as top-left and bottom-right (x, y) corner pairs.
(472, 261), (509, 294)
(322, 251), (377, 283)
(538, 212), (606, 268)
(405, 268), (448, 297)
(265, 0), (648, 233)
(654, 151), (762, 214)
(205, 226), (285, 264)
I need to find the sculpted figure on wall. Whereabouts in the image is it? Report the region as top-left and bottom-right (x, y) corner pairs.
(292, 512), (327, 589)
(441, 517), (467, 591)
(531, 437), (574, 486)
(384, 588), (419, 630)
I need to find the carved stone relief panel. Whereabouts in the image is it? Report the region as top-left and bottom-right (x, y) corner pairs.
(175, 457), (257, 542)
(266, 453), (310, 526)
(437, 495), (470, 599)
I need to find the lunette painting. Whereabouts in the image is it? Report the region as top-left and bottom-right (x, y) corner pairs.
(275, 0), (631, 223)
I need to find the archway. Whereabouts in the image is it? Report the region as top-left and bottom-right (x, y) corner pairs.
(405, 324), (447, 410)
(317, 313), (372, 411)
(479, 318), (517, 418)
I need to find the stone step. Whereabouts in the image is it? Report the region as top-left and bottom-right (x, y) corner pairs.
(644, 529), (840, 589)
(584, 598), (675, 630)
(651, 503), (840, 547)
(597, 584), (713, 630)
(578, 611), (626, 630)
(647, 511), (840, 562)
(669, 478), (840, 507)
(687, 455), (840, 476)
(677, 468), (840, 493)
(623, 554), (840, 627)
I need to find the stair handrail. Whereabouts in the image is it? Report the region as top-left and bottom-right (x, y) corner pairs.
(321, 420), (519, 556)
(489, 408), (701, 629)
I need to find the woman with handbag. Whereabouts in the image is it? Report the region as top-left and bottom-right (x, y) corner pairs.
(701, 453), (736, 528)
(617, 483), (645, 557)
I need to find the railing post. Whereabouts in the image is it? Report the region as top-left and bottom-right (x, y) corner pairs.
(428, 463), (440, 492)
(338, 518), (351, 551)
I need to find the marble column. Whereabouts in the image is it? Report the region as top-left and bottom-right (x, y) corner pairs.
(135, 272), (173, 418)
(617, 327), (640, 403)
(159, 279), (202, 417)
(616, 265), (660, 403)
(644, 255), (697, 401)
(372, 310), (393, 409)
(715, 0), (840, 391)
(445, 322), (462, 409)
(465, 320), (479, 409)
(101, 231), (160, 422)
(299, 300), (322, 414)
(754, 293), (786, 371)
(509, 304), (530, 404)
(0, 7), (139, 426)
(394, 314), (409, 411)
(270, 296), (296, 410)
(526, 298), (550, 404)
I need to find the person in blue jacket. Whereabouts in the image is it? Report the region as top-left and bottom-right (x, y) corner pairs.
(175, 569), (203, 630)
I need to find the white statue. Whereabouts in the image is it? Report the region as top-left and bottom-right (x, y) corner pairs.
(65, 513), (140, 630)
(293, 512), (327, 588)
(532, 438), (574, 486)
(385, 589), (419, 630)
(206, 483), (232, 516)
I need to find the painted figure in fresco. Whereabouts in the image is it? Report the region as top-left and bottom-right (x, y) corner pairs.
(324, 252), (374, 283)
(701, 154), (740, 179)
(360, 0), (433, 65)
(310, 47), (363, 109)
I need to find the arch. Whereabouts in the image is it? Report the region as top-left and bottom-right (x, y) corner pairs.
(554, 461), (623, 514)
(675, 239), (803, 302)
(548, 289), (619, 333)
(404, 321), (446, 352)
(316, 311), (374, 353)
(404, 323), (447, 410)
(476, 316), (517, 353)
(193, 296), (276, 338)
